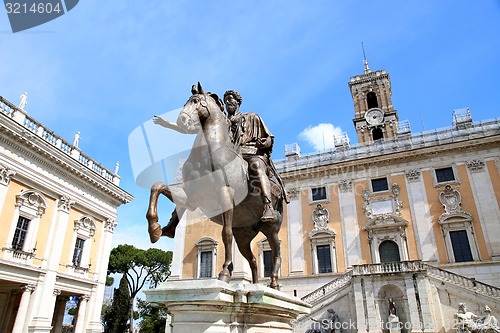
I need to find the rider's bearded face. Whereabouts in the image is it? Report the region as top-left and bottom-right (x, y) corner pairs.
(225, 95), (238, 115)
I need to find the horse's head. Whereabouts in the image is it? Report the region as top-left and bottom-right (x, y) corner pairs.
(177, 82), (224, 134)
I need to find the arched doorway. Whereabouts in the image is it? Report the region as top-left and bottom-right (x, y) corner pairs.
(379, 240), (401, 263)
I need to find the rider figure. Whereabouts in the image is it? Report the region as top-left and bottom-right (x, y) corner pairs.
(223, 90), (276, 222)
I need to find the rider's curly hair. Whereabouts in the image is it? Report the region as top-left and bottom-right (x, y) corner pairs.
(224, 90), (243, 106)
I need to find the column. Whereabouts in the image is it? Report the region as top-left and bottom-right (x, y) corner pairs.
(51, 293), (67, 333)
(169, 213), (187, 280)
(12, 284), (35, 333)
(466, 160), (500, 259)
(85, 218), (117, 333)
(405, 169), (438, 261)
(73, 295), (90, 333)
(29, 197), (73, 332)
(338, 179), (361, 267)
(287, 187), (305, 275)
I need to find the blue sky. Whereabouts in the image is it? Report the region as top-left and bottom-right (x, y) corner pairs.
(1, 1), (500, 252)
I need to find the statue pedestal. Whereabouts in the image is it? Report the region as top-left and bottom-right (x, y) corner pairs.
(144, 279), (311, 333)
(387, 314), (401, 333)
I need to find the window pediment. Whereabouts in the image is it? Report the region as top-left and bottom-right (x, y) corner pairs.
(74, 216), (96, 238)
(363, 214), (408, 232)
(16, 190), (48, 217)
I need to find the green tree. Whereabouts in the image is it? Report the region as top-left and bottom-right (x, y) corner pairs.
(137, 298), (167, 333)
(107, 244), (172, 333)
(103, 275), (130, 333)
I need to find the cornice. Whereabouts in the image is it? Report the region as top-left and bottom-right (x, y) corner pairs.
(0, 123), (133, 205)
(279, 135), (500, 182)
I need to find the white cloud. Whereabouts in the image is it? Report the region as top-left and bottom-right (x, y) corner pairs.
(299, 123), (345, 151)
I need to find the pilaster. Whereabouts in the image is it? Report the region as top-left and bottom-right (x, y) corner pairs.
(466, 159), (500, 259)
(338, 179), (361, 267)
(287, 187), (305, 275)
(405, 169), (438, 261)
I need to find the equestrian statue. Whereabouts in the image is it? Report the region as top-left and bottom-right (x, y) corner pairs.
(146, 83), (287, 289)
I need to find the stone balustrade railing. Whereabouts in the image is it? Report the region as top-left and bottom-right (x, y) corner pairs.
(425, 264), (500, 299)
(352, 260), (426, 276)
(301, 270), (353, 305)
(0, 96), (119, 185)
(276, 118), (500, 173)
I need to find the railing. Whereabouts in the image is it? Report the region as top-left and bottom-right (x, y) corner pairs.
(301, 270), (353, 305)
(425, 264), (500, 299)
(276, 118), (500, 173)
(0, 95), (119, 185)
(352, 260), (425, 276)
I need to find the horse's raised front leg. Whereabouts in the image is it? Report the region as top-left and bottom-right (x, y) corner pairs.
(146, 182), (177, 243)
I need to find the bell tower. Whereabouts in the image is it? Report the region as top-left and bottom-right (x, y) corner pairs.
(349, 55), (399, 144)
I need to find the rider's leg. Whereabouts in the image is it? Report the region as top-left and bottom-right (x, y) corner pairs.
(248, 157), (275, 222)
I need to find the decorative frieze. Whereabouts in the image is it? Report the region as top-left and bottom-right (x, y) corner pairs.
(0, 163), (16, 186)
(338, 179), (352, 193)
(58, 195), (75, 213)
(405, 169), (421, 182)
(466, 159), (485, 173)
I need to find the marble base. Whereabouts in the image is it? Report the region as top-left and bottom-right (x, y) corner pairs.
(387, 314), (401, 333)
(145, 279), (311, 333)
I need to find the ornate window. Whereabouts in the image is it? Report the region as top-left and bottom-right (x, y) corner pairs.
(436, 167), (455, 183)
(4, 190), (47, 261)
(263, 250), (273, 277)
(438, 185), (478, 263)
(68, 216), (96, 271)
(309, 204), (337, 274)
(362, 184), (409, 263)
(310, 186), (328, 203)
(258, 238), (279, 278)
(371, 177), (389, 192)
(379, 240), (401, 263)
(433, 165), (459, 186)
(195, 237), (218, 278)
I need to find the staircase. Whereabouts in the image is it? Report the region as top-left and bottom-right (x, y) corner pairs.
(301, 270), (353, 305)
(424, 264), (500, 299)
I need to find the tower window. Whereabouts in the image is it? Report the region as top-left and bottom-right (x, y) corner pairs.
(372, 128), (384, 141)
(367, 92), (378, 109)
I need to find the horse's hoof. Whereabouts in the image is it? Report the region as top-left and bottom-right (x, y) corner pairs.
(269, 281), (280, 290)
(162, 225), (175, 238)
(148, 222), (162, 243)
(218, 270), (231, 283)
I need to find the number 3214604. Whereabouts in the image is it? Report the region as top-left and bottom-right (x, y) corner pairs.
(5, 2), (62, 14)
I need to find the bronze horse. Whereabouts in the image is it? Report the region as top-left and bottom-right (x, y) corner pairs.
(146, 83), (284, 289)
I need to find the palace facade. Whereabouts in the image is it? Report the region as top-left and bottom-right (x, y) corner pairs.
(0, 96), (133, 333)
(169, 64), (500, 332)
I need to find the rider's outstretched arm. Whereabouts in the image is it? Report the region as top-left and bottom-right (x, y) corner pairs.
(153, 115), (189, 134)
